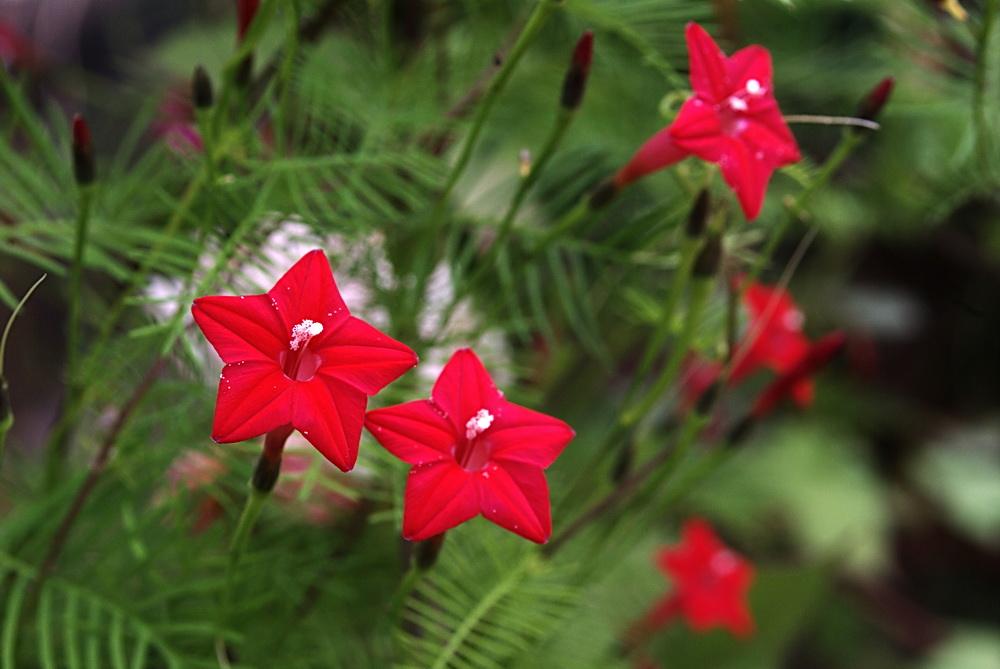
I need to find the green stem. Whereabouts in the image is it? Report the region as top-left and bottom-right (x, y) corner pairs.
(404, 0), (558, 335)
(493, 109), (574, 253)
(975, 0), (999, 173)
(429, 108), (579, 340)
(435, 0), (558, 209)
(48, 187), (93, 486)
(531, 199), (589, 253)
(275, 0), (303, 155)
(631, 237), (702, 386)
(752, 130), (861, 279)
(621, 276), (713, 428)
(66, 188), (93, 387)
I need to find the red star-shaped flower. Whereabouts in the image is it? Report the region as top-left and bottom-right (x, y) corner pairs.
(616, 23), (800, 219)
(364, 348), (575, 543)
(649, 518), (754, 637)
(192, 249), (417, 472)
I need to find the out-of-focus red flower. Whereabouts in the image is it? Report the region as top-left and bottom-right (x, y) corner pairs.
(683, 277), (832, 412)
(751, 331), (846, 418)
(732, 278), (812, 394)
(615, 23), (800, 219)
(192, 249), (418, 472)
(645, 518), (755, 637)
(151, 88), (204, 156)
(236, 0), (261, 43)
(365, 348), (575, 543)
(0, 21), (39, 71)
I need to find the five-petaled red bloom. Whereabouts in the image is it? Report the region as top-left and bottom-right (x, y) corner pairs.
(192, 250), (417, 472)
(647, 518), (754, 637)
(365, 349), (575, 543)
(616, 22), (800, 220)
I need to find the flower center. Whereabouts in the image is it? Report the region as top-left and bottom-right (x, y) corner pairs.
(464, 409), (494, 440)
(280, 319), (323, 381)
(290, 319), (323, 350)
(455, 408), (495, 471)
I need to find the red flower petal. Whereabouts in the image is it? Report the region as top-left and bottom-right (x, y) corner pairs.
(292, 376), (367, 471)
(211, 360), (293, 442)
(615, 125), (689, 187)
(741, 105), (802, 165)
(403, 461), (480, 541)
(718, 137), (774, 220)
(685, 23), (730, 104)
(317, 316), (417, 395)
(479, 461), (551, 543)
(267, 250), (349, 332)
(725, 45), (773, 101)
(192, 294), (286, 363)
(669, 97), (726, 162)
(364, 400), (455, 465)
(488, 403), (574, 469)
(431, 349), (504, 436)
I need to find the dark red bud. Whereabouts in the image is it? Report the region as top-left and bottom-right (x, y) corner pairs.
(692, 233), (722, 278)
(685, 189), (710, 238)
(236, 0), (261, 42)
(856, 77), (895, 124)
(192, 65), (214, 109)
(560, 30), (593, 110)
(416, 533), (446, 570)
(751, 331), (847, 418)
(71, 114), (94, 185)
(588, 177), (619, 210)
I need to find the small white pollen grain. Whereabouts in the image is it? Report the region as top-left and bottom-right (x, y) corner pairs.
(746, 78), (762, 95)
(289, 319), (324, 350)
(464, 408), (495, 440)
(729, 97), (748, 112)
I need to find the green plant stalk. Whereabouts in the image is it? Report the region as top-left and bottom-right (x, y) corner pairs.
(493, 108), (575, 254)
(975, 0), (999, 173)
(46, 187), (94, 486)
(554, 260), (709, 512)
(753, 130), (861, 278)
(429, 107), (579, 340)
(0, 274), (47, 466)
(41, 169), (208, 482)
(621, 276), (713, 428)
(435, 0), (557, 210)
(531, 198), (589, 253)
(405, 0), (558, 334)
(66, 187), (93, 388)
(631, 237), (702, 388)
(275, 0), (303, 155)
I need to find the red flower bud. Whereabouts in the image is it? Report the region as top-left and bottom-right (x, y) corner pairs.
(71, 114), (95, 185)
(236, 0), (260, 43)
(856, 77), (895, 123)
(560, 30), (593, 110)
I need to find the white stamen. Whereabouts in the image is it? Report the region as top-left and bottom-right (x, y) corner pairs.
(729, 96), (748, 112)
(290, 319), (323, 350)
(745, 78), (762, 95)
(465, 409), (495, 440)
